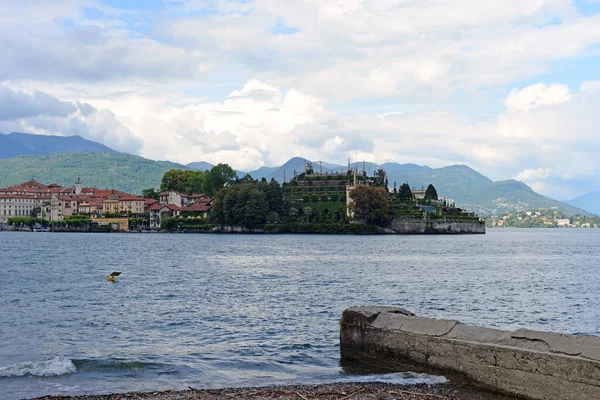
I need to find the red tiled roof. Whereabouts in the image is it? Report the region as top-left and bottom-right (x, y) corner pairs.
(190, 193), (210, 199)
(161, 204), (183, 211)
(159, 192), (170, 196)
(119, 195), (144, 201)
(149, 203), (161, 211)
(144, 199), (158, 205)
(17, 180), (48, 189)
(181, 202), (212, 212)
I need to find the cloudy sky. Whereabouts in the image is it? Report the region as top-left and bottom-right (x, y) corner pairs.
(1, 0), (600, 200)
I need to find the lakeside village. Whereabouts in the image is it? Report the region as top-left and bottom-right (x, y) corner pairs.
(0, 162), (484, 234)
(487, 209), (600, 228)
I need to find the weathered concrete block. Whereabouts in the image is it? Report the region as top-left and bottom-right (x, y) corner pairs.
(340, 307), (600, 400)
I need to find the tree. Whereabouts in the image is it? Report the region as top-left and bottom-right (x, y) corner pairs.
(349, 185), (391, 225)
(142, 188), (160, 200)
(244, 189), (269, 225)
(398, 183), (413, 201)
(424, 184), (438, 201)
(265, 179), (284, 215)
(374, 169), (387, 188)
(236, 174), (256, 184)
(160, 170), (205, 194)
(204, 164), (237, 195)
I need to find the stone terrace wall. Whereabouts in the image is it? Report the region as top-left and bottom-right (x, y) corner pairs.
(388, 217), (485, 234)
(340, 307), (600, 400)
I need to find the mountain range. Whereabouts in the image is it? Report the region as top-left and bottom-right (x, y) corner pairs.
(0, 132), (594, 216)
(0, 132), (118, 158)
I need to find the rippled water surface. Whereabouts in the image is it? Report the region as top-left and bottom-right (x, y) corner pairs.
(1, 230), (599, 399)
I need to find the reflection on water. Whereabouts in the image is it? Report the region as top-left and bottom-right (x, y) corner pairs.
(1, 229), (599, 399)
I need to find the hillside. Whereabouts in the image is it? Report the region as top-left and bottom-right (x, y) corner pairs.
(567, 191), (600, 215)
(0, 153), (186, 194)
(0, 132), (118, 158)
(378, 163), (586, 216)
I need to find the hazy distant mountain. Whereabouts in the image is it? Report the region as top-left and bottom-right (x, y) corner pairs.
(0, 132), (118, 158)
(567, 191), (600, 215)
(0, 134), (34, 158)
(186, 161), (214, 171)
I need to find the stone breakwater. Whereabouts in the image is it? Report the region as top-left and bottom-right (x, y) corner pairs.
(340, 307), (600, 400)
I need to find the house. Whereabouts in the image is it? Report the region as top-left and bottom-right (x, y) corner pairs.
(156, 193), (213, 226)
(103, 198), (120, 214)
(145, 199), (161, 229)
(557, 218), (570, 227)
(159, 192), (189, 207)
(412, 187), (426, 200)
(118, 196), (145, 214)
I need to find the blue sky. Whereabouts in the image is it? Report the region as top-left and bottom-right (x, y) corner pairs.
(1, 0), (600, 200)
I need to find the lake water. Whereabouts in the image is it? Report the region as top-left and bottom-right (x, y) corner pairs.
(1, 229), (599, 399)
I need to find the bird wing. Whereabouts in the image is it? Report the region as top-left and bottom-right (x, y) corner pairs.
(110, 271), (122, 276)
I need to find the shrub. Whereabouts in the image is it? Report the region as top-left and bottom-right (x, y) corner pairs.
(320, 194), (329, 202)
(310, 194), (319, 202)
(330, 194), (339, 202)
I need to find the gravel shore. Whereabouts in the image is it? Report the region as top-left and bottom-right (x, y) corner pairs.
(32, 381), (518, 400)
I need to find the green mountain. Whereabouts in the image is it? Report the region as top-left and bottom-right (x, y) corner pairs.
(380, 163), (586, 216)
(0, 132), (118, 158)
(0, 153), (187, 195)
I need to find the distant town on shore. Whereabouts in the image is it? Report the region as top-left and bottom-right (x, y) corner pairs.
(0, 161), (485, 234)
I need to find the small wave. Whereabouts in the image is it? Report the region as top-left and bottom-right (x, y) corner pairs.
(337, 372), (447, 385)
(73, 358), (166, 372)
(0, 356), (76, 378)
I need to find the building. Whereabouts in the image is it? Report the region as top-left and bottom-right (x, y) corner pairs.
(0, 179), (144, 223)
(412, 187), (426, 200)
(117, 196), (145, 214)
(557, 218), (570, 227)
(156, 191), (213, 226)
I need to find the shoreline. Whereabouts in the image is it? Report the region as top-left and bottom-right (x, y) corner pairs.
(32, 381), (518, 400)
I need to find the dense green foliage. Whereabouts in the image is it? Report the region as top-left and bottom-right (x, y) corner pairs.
(348, 185), (391, 225)
(65, 214), (92, 227)
(398, 183), (413, 201)
(7, 217), (49, 227)
(141, 188), (160, 200)
(160, 163), (237, 195)
(210, 178), (284, 226)
(160, 170), (206, 194)
(425, 184), (438, 201)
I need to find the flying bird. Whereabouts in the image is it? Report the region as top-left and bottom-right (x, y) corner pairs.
(107, 271), (122, 281)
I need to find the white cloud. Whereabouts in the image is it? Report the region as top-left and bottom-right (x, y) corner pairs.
(505, 83), (571, 111)
(2, 1), (600, 200)
(0, 86), (142, 153)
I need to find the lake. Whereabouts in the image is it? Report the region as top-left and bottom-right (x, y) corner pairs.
(1, 229), (599, 399)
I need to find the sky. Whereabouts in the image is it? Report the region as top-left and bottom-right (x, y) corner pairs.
(1, 0), (600, 200)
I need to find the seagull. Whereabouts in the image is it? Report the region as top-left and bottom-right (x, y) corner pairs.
(107, 271), (122, 281)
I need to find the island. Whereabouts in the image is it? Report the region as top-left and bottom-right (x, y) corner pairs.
(0, 162), (484, 234)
